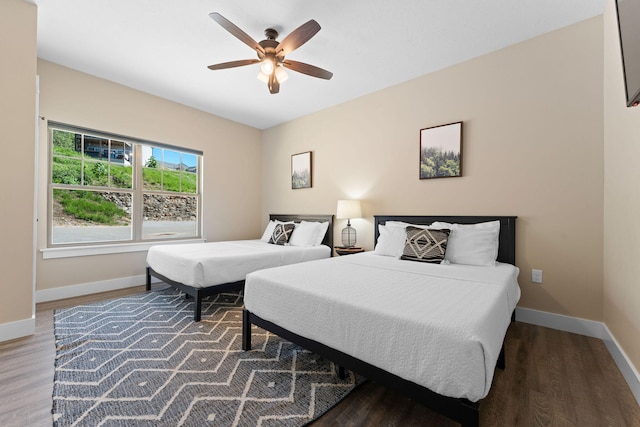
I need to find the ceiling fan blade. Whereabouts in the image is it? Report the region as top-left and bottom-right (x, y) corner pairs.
(277, 20), (321, 56)
(282, 60), (333, 80)
(207, 59), (260, 71)
(209, 13), (265, 55)
(268, 72), (280, 94)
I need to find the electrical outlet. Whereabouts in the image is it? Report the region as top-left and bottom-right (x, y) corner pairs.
(532, 269), (543, 284)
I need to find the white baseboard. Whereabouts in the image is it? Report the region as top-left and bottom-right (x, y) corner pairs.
(602, 324), (640, 405)
(0, 316), (35, 342)
(35, 274), (161, 303)
(515, 307), (607, 338)
(516, 307), (640, 406)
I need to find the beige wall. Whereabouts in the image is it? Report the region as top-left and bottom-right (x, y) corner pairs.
(263, 18), (605, 321)
(36, 60), (262, 290)
(0, 0), (37, 325)
(603, 0), (640, 376)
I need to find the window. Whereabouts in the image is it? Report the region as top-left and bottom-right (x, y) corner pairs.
(141, 146), (199, 239)
(49, 123), (202, 246)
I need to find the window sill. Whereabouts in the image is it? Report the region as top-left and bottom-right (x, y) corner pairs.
(41, 238), (206, 260)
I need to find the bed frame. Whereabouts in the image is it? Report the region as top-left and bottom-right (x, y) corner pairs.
(146, 214), (334, 321)
(242, 215), (517, 427)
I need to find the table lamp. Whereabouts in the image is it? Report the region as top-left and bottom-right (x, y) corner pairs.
(336, 199), (362, 247)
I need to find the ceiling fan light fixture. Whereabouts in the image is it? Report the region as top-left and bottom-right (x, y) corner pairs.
(257, 70), (270, 83)
(260, 57), (274, 75)
(275, 66), (288, 83)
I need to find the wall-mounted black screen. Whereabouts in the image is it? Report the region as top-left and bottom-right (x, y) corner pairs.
(616, 0), (640, 107)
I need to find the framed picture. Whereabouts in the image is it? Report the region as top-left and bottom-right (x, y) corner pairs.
(291, 151), (312, 189)
(419, 121), (463, 179)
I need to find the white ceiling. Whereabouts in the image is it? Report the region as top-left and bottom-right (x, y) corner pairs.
(34, 0), (606, 130)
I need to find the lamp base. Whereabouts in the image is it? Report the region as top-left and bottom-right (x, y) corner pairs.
(341, 225), (357, 247)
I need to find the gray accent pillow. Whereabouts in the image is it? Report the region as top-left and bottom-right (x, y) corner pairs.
(269, 223), (295, 245)
(401, 226), (450, 263)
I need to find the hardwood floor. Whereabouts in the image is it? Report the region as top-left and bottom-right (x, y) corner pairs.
(1, 287), (638, 427)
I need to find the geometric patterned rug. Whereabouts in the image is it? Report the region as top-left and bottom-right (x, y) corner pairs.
(52, 288), (364, 426)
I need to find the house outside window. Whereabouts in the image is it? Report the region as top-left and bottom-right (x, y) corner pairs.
(49, 123), (202, 246)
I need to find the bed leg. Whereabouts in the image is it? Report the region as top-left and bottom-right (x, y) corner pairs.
(145, 267), (151, 291)
(194, 291), (202, 322)
(460, 400), (480, 427)
(242, 309), (252, 351)
(497, 343), (506, 370)
(336, 365), (346, 379)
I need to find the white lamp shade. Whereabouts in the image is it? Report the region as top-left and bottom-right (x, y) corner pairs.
(336, 200), (362, 219)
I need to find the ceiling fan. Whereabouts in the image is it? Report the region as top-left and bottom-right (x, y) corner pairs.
(207, 13), (333, 94)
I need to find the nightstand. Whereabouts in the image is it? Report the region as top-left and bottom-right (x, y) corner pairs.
(334, 246), (364, 256)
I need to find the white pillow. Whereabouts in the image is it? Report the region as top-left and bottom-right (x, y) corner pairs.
(429, 220), (500, 266)
(260, 220), (277, 242)
(289, 221), (320, 246)
(384, 221), (431, 230)
(374, 224), (407, 257)
(312, 221), (329, 246)
(260, 220), (294, 242)
(431, 220), (500, 231)
(384, 221), (413, 228)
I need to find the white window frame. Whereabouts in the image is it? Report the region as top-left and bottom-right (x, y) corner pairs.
(43, 122), (203, 258)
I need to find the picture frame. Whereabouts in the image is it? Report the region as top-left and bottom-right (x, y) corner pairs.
(291, 151), (312, 189)
(419, 121), (463, 179)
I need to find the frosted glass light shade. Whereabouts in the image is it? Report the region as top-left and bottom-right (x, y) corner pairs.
(257, 71), (269, 83)
(275, 66), (288, 83)
(260, 57), (274, 74)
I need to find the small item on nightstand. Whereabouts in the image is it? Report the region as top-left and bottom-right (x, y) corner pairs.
(336, 200), (362, 247)
(334, 246), (364, 256)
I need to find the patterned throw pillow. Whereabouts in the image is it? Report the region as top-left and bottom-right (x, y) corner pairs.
(269, 223), (295, 245)
(401, 226), (450, 263)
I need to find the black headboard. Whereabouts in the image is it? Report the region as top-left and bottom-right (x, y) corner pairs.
(269, 214), (334, 250)
(374, 215), (517, 265)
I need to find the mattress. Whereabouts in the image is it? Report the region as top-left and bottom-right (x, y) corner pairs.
(146, 240), (330, 288)
(243, 252), (520, 402)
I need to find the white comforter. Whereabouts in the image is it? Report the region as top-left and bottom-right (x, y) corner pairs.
(146, 240), (330, 288)
(243, 252), (520, 402)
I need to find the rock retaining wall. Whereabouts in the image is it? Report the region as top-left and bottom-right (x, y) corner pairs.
(143, 194), (197, 221)
(103, 192), (196, 221)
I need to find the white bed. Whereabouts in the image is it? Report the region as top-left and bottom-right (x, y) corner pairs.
(147, 240), (330, 288)
(244, 252), (520, 402)
(145, 214), (333, 321)
(241, 215), (518, 427)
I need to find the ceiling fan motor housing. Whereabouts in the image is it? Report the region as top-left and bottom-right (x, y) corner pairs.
(264, 28), (278, 40)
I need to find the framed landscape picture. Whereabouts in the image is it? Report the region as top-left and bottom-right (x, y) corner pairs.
(419, 121), (463, 179)
(291, 151), (312, 189)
